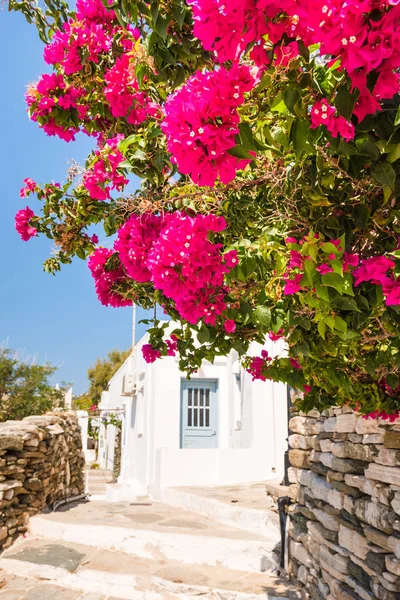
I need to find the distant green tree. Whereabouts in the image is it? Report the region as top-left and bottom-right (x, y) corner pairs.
(86, 349), (130, 406)
(0, 348), (65, 422)
(72, 393), (92, 411)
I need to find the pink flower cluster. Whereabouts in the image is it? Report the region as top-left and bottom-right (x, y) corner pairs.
(310, 99), (355, 141)
(15, 207), (38, 241)
(147, 213), (236, 325)
(114, 211), (237, 326)
(19, 178), (37, 198)
(142, 344), (162, 363)
(161, 64), (255, 187)
(43, 19), (114, 76)
(188, 0), (400, 124)
(246, 350), (271, 381)
(26, 73), (87, 142)
(362, 410), (399, 422)
(114, 213), (163, 281)
(354, 255), (400, 306)
(83, 136), (128, 200)
(104, 55), (159, 124)
(141, 335), (178, 364)
(88, 247), (132, 307)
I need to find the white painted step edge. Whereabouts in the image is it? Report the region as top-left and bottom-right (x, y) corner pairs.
(0, 558), (283, 600)
(29, 517), (279, 574)
(156, 487), (280, 538)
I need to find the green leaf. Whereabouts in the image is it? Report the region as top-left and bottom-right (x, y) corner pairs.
(356, 136), (381, 160)
(321, 242), (340, 254)
(253, 306), (271, 327)
(318, 320), (326, 339)
(335, 86), (357, 120)
(291, 120), (313, 155)
(334, 316), (348, 333)
(197, 324), (210, 344)
(241, 257), (257, 279)
(227, 145), (254, 160)
(304, 258), (316, 285)
(315, 281), (330, 302)
(284, 89), (300, 113)
(270, 93), (287, 113)
(238, 122), (256, 150)
(321, 272), (344, 294)
(374, 162), (396, 189)
(334, 297), (359, 311)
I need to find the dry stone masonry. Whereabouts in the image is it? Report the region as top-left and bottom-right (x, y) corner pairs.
(287, 403), (400, 600)
(0, 412), (84, 552)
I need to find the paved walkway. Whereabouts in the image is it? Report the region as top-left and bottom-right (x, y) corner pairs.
(0, 574), (121, 599)
(0, 494), (299, 599)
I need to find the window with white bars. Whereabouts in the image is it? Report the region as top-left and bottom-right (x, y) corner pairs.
(187, 386), (211, 428)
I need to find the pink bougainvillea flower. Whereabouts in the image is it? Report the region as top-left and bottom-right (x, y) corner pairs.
(268, 329), (284, 341)
(343, 252), (360, 271)
(290, 357), (301, 369)
(161, 64), (255, 187)
(142, 343), (162, 363)
(114, 213), (163, 282)
(19, 178), (37, 198)
(317, 263), (334, 274)
(224, 319), (236, 333)
(15, 207), (38, 241)
(284, 274), (303, 295)
(88, 247), (132, 307)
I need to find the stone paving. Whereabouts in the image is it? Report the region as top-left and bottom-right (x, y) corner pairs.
(171, 482), (272, 511)
(0, 495), (300, 599)
(37, 498), (268, 540)
(0, 574), (123, 599)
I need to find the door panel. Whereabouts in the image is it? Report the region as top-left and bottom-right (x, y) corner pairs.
(181, 380), (217, 449)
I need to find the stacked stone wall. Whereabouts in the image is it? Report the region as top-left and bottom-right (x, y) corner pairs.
(0, 412), (84, 551)
(287, 403), (400, 600)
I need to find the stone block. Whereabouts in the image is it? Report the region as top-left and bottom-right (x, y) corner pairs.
(384, 431), (400, 449)
(388, 535), (400, 559)
(344, 474), (377, 496)
(375, 448), (400, 466)
(363, 434), (384, 445)
(337, 414), (358, 433)
(289, 416), (323, 436)
(313, 508), (340, 532)
(364, 527), (391, 551)
(339, 524), (370, 560)
(365, 464), (400, 487)
(320, 544), (349, 581)
(354, 497), (399, 534)
(386, 555), (400, 576)
(290, 539), (313, 568)
(320, 439), (332, 453)
(356, 418), (383, 435)
(289, 449), (312, 469)
(289, 434), (314, 450)
(324, 417), (337, 433)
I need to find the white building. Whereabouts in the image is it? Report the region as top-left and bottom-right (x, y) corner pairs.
(97, 324), (288, 499)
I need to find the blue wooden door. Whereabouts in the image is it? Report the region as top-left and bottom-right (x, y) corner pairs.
(181, 380), (217, 448)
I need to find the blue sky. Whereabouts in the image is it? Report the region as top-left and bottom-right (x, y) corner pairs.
(1, 10), (153, 394)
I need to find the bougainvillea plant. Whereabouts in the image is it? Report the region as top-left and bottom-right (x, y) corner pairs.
(9, 0), (400, 418)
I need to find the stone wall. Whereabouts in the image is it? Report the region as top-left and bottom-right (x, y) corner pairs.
(0, 412), (85, 551)
(287, 403), (400, 600)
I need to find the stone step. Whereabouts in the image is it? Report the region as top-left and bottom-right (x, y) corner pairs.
(29, 512), (278, 574)
(0, 537), (298, 600)
(157, 485), (280, 538)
